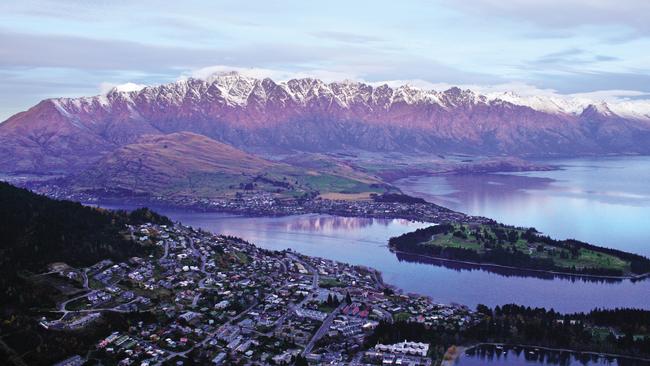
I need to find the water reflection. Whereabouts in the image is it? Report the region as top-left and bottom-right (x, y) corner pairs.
(137, 211), (650, 312)
(393, 252), (633, 284)
(97, 196), (650, 312)
(282, 215), (414, 232)
(458, 344), (649, 366)
(395, 156), (650, 257)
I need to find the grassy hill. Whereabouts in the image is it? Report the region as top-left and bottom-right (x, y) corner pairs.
(68, 132), (392, 201)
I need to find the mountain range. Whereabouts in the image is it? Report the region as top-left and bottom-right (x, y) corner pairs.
(1, 71), (649, 177)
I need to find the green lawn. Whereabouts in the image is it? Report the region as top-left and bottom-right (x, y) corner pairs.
(394, 312), (412, 322)
(318, 277), (344, 288)
(296, 174), (383, 194)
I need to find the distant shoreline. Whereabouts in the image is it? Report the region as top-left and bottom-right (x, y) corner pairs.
(377, 157), (558, 183)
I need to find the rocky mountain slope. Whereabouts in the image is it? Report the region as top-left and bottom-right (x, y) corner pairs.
(2, 72), (650, 174)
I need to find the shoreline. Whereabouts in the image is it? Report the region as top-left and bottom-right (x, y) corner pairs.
(92, 197), (650, 283)
(441, 345), (467, 366)
(461, 343), (650, 363)
(390, 249), (650, 281)
(84, 196), (488, 224)
(92, 197), (650, 282)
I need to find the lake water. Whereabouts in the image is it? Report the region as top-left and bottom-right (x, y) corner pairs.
(99, 206), (650, 313)
(395, 156), (650, 257)
(456, 345), (649, 366)
(99, 157), (650, 313)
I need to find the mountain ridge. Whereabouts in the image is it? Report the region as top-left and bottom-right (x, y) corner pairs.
(2, 72), (650, 174)
(69, 72), (650, 119)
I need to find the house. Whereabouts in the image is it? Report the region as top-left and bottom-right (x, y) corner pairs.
(52, 355), (85, 366)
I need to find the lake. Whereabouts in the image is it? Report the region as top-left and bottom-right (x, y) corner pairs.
(99, 206), (650, 313)
(98, 157), (650, 313)
(456, 345), (650, 366)
(395, 156), (650, 257)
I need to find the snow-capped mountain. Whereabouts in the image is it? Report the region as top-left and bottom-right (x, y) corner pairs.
(47, 71), (650, 119)
(485, 91), (650, 120)
(1, 71), (650, 174)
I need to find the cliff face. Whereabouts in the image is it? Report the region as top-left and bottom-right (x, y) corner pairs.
(2, 72), (650, 174)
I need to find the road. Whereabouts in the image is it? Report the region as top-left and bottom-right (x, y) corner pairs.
(155, 300), (260, 365)
(161, 240), (169, 259)
(81, 269), (89, 289)
(302, 302), (346, 356)
(286, 253), (346, 357)
(287, 253), (319, 289)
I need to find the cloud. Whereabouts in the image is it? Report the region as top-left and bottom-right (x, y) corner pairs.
(570, 89), (650, 102)
(594, 55), (619, 62)
(0, 30), (347, 72)
(99, 82), (147, 94)
(443, 0), (650, 36)
(0, 31), (220, 71)
(529, 48), (620, 67)
(530, 70), (650, 94)
(183, 57), (507, 88)
(184, 65), (360, 83)
(310, 31), (385, 44)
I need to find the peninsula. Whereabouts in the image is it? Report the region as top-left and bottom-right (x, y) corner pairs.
(388, 223), (650, 278)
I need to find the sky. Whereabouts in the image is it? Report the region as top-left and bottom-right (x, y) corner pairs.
(1, 0), (650, 120)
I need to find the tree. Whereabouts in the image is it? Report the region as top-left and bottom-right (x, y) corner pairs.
(294, 355), (309, 366)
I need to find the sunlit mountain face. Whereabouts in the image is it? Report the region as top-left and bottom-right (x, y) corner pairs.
(2, 72), (650, 176)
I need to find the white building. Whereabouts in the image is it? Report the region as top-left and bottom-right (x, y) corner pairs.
(375, 340), (429, 357)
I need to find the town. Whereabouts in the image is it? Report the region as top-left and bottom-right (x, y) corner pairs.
(23, 181), (491, 226)
(43, 220), (479, 366)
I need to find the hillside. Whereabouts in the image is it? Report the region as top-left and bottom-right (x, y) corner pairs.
(2, 72), (650, 175)
(66, 131), (389, 200)
(70, 131), (280, 194)
(0, 182), (169, 308)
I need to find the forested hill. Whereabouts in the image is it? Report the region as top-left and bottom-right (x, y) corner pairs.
(388, 223), (650, 277)
(0, 182), (170, 305)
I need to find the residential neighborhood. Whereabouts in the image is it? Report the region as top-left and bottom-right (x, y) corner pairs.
(24, 183), (490, 226)
(41, 221), (479, 365)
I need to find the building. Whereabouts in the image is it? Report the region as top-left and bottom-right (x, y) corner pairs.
(375, 340), (429, 357)
(52, 355), (85, 366)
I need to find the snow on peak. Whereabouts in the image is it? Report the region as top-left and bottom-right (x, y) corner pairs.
(608, 100), (650, 120)
(83, 71), (650, 120)
(487, 91), (606, 115)
(111, 82), (147, 93)
(206, 72), (259, 105)
(485, 90), (650, 120)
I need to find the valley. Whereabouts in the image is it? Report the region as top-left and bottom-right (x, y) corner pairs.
(2, 181), (650, 366)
